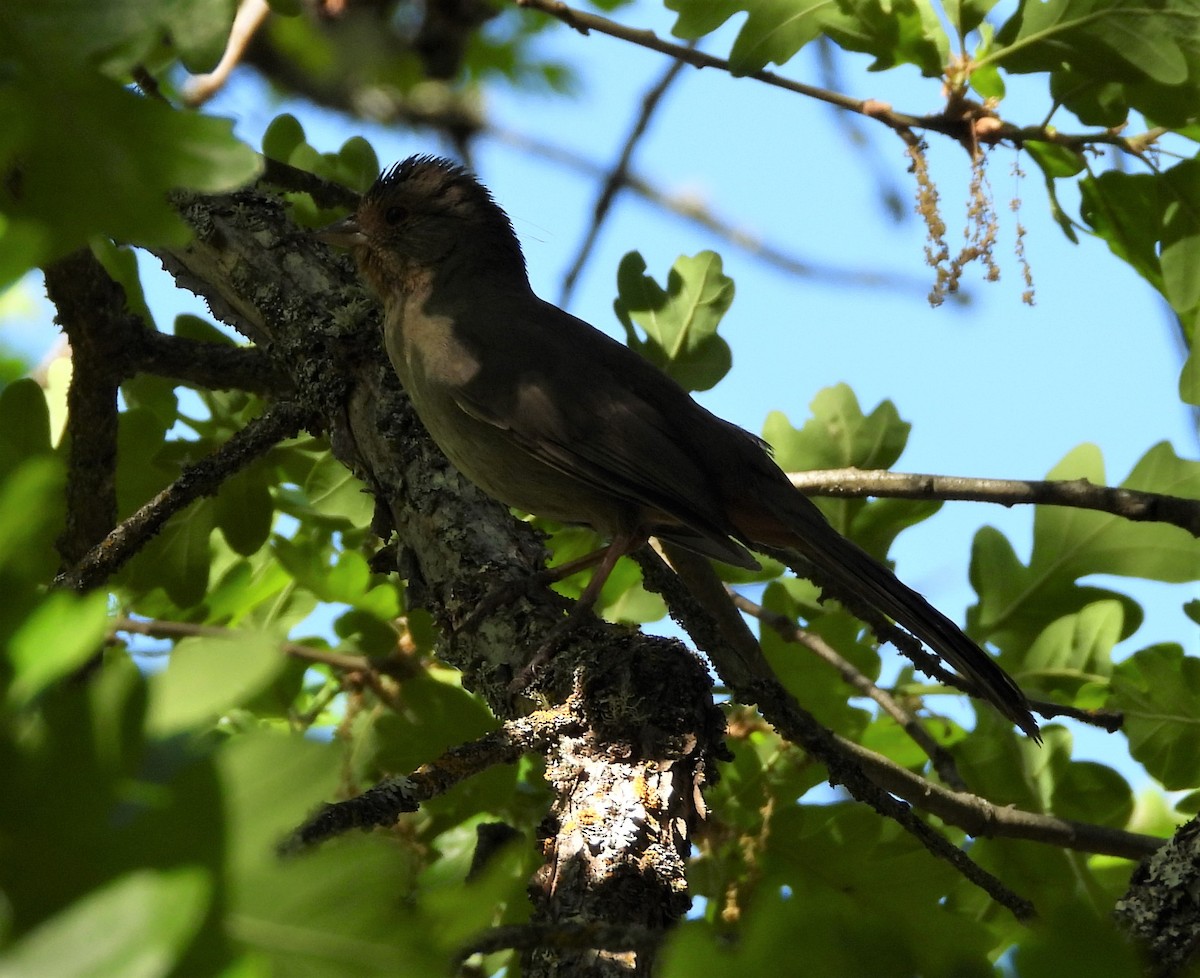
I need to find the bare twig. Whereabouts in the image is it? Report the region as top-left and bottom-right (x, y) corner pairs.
(111, 616), (376, 673)
(184, 0), (272, 107)
(730, 590), (966, 789)
(559, 54), (689, 305)
(56, 401), (311, 592)
(493, 124), (941, 294)
(835, 733), (1162, 861)
(787, 468), (1200, 537)
(512, 0), (1165, 159)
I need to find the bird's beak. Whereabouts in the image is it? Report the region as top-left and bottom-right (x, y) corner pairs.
(314, 214), (368, 248)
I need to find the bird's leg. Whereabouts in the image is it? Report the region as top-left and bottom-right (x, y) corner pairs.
(459, 545), (611, 632)
(507, 530), (643, 694)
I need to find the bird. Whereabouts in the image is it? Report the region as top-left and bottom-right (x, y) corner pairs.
(317, 154), (1040, 741)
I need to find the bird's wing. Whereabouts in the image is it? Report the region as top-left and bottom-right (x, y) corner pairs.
(448, 294), (759, 567)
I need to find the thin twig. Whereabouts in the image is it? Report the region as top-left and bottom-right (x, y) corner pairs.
(56, 401), (311, 592)
(111, 616), (376, 673)
(513, 0), (1165, 158)
(787, 468), (1200, 537)
(493, 124), (940, 294)
(184, 0), (272, 107)
(730, 590), (966, 789)
(833, 733), (1162, 860)
(559, 54), (689, 305)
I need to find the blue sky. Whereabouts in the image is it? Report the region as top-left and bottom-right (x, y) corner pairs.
(3, 0), (1196, 762)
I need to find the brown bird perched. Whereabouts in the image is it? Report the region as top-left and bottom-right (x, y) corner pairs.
(319, 155), (1041, 741)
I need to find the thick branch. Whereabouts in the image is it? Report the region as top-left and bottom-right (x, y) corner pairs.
(132, 331), (288, 395)
(43, 250), (134, 568)
(159, 189), (727, 976)
(788, 468), (1200, 537)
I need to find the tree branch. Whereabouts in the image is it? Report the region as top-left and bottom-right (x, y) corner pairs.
(43, 249), (139, 569)
(787, 467), (1200, 537)
(512, 0), (1164, 159)
(56, 401), (311, 592)
(111, 616), (376, 674)
(834, 733), (1163, 861)
(729, 590), (967, 789)
(132, 331), (289, 395)
(282, 704), (579, 851)
(159, 187), (729, 973)
(559, 53), (689, 306)
(634, 543), (1030, 917)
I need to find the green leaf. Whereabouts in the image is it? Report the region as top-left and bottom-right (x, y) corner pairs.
(1112, 644), (1200, 789)
(214, 465), (274, 556)
(262, 113), (307, 164)
(1, 0), (236, 75)
(1024, 141), (1086, 179)
(760, 579), (876, 737)
(667, 0), (948, 74)
(673, 0), (830, 72)
(1050, 760), (1133, 828)
(1181, 344), (1200, 405)
(947, 0), (1001, 36)
(764, 384), (910, 472)
(613, 251), (735, 392)
(216, 732), (451, 976)
(1185, 598), (1200, 625)
(0, 454), (65, 590)
(762, 385), (912, 537)
(123, 498), (215, 608)
(336, 137), (381, 194)
(1023, 601), (1121, 696)
(0, 378), (53, 478)
(0, 868), (211, 978)
(303, 452), (374, 525)
(991, 0), (1200, 126)
(824, 0), (950, 75)
(971, 443), (1200, 649)
(1080, 170), (1165, 294)
(147, 631), (285, 734)
(359, 675), (496, 777)
(1013, 901), (1142, 978)
(1160, 158), (1200, 316)
(7, 590), (111, 708)
(0, 61), (260, 285)
(265, 0), (304, 18)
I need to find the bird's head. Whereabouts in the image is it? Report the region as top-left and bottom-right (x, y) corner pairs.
(317, 155), (527, 300)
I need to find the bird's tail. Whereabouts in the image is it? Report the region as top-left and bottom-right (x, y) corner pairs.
(733, 496), (1041, 741)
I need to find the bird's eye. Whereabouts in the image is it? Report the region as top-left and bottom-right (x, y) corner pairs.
(384, 205), (408, 225)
